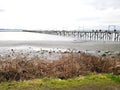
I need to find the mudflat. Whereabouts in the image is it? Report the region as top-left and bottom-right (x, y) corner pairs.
(0, 40), (120, 51)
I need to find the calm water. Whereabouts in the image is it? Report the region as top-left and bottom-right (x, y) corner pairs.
(0, 32), (120, 51)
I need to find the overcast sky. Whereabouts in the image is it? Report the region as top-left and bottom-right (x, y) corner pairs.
(0, 0), (120, 30)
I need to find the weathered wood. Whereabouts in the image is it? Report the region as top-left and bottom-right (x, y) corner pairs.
(23, 30), (120, 41)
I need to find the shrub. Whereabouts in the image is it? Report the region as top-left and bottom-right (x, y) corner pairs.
(0, 52), (119, 81)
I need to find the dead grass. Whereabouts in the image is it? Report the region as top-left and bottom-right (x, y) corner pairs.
(0, 52), (120, 81)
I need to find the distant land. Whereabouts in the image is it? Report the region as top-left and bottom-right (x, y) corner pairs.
(0, 29), (23, 32)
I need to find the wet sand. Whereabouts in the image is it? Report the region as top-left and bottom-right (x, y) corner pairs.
(0, 40), (120, 51)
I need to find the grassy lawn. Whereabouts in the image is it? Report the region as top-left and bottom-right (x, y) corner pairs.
(0, 74), (120, 90)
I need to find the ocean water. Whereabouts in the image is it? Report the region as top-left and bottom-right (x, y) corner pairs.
(0, 32), (73, 41)
(0, 32), (74, 50)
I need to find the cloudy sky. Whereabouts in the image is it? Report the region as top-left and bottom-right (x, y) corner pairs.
(0, 0), (120, 30)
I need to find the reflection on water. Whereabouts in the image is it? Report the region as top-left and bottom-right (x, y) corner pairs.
(0, 32), (73, 41)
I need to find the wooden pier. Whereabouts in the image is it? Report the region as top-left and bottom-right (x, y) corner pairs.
(23, 30), (120, 41)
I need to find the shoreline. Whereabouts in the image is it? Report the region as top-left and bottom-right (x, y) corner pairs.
(0, 40), (120, 59)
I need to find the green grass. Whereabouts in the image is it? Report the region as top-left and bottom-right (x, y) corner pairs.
(0, 74), (120, 90)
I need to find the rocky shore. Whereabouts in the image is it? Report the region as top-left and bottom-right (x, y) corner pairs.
(0, 47), (120, 61)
